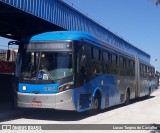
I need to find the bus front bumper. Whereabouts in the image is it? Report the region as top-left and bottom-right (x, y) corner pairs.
(17, 89), (76, 111)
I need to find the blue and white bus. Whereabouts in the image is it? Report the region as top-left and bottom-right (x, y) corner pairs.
(11, 31), (156, 112)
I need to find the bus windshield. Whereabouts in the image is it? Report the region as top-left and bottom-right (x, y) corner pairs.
(21, 52), (73, 81)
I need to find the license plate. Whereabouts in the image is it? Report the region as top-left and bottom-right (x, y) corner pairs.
(32, 101), (42, 106)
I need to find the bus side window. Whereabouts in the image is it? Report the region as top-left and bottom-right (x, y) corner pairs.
(119, 57), (123, 67)
(119, 56), (124, 76)
(146, 66), (149, 77)
(91, 47), (102, 74)
(103, 51), (110, 64)
(123, 58), (126, 68)
(92, 47), (99, 60)
(102, 51), (110, 74)
(111, 53), (119, 75)
(126, 59), (130, 76)
(140, 64), (143, 78)
(152, 67), (155, 77)
(111, 53), (118, 66)
(78, 44), (92, 85)
(148, 67), (151, 77)
(144, 65), (148, 78)
(126, 59), (130, 68)
(130, 60), (135, 76)
(143, 65), (146, 78)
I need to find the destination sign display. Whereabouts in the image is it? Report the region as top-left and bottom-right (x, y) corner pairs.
(27, 42), (72, 51)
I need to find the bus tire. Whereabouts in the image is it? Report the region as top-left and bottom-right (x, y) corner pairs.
(87, 92), (101, 115)
(146, 88), (151, 98)
(124, 90), (130, 105)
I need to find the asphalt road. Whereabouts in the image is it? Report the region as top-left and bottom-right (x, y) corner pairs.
(0, 88), (160, 133)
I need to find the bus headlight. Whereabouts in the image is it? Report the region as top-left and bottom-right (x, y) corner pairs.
(22, 86), (27, 91)
(58, 82), (74, 92)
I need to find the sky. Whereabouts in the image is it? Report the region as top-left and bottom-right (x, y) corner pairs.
(0, 0), (160, 71)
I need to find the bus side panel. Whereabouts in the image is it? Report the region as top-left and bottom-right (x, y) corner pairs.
(140, 78), (148, 97)
(74, 75), (121, 112)
(115, 75), (136, 100)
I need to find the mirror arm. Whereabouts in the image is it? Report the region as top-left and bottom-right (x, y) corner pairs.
(7, 41), (20, 61)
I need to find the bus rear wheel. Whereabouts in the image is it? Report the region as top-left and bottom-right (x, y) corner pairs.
(125, 91), (130, 105)
(146, 88), (151, 98)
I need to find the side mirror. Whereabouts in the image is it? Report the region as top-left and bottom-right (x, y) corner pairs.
(80, 54), (87, 67)
(7, 50), (11, 61)
(7, 41), (21, 61)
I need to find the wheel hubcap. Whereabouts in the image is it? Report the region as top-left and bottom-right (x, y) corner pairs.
(93, 99), (99, 109)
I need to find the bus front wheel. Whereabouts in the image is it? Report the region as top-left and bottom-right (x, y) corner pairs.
(88, 93), (101, 115)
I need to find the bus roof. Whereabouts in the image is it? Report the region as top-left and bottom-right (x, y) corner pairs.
(30, 31), (150, 63)
(30, 31), (97, 42)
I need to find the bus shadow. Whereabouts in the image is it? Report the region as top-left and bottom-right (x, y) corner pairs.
(0, 96), (155, 122)
(0, 108), (33, 123)
(22, 109), (91, 121)
(100, 95), (155, 113)
(0, 108), (90, 122)
(23, 96), (155, 122)
(130, 95), (155, 104)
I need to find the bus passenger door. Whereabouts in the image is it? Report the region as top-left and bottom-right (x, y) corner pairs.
(135, 57), (140, 98)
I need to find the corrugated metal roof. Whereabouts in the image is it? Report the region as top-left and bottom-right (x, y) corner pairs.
(0, 0), (150, 63)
